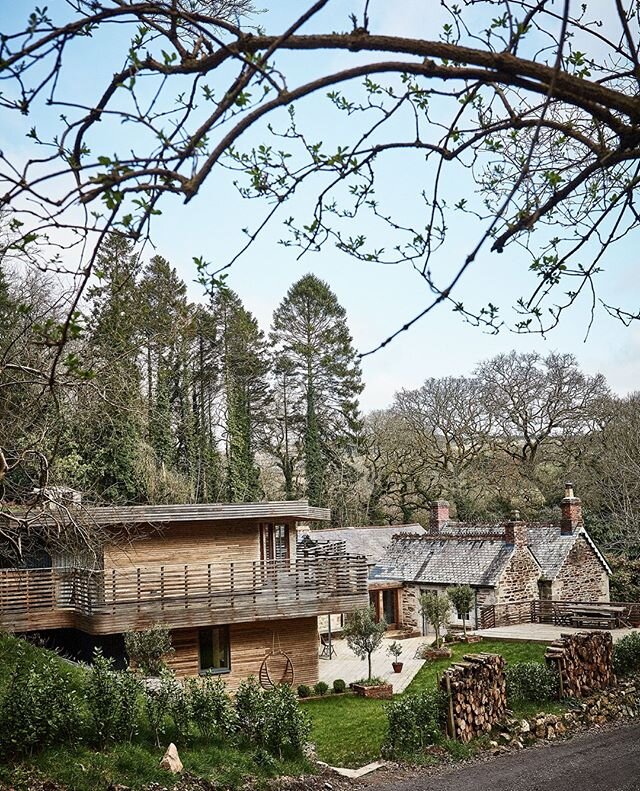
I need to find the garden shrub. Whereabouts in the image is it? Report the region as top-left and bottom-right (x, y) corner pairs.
(124, 624), (174, 677)
(384, 689), (445, 757)
(313, 681), (329, 696)
(235, 678), (310, 758)
(187, 676), (237, 739)
(144, 670), (178, 747)
(0, 646), (82, 758)
(332, 678), (346, 694)
(613, 631), (640, 676)
(297, 684), (312, 698)
(235, 676), (267, 744)
(506, 662), (558, 703)
(262, 684), (311, 759)
(85, 650), (141, 745)
(167, 677), (192, 740)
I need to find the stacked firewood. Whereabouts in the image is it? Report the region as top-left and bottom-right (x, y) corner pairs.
(545, 631), (614, 698)
(440, 653), (507, 742)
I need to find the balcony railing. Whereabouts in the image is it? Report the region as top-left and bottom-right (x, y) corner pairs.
(0, 546), (369, 634)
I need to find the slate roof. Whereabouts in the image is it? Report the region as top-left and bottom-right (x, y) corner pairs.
(527, 525), (612, 578)
(370, 534), (516, 587)
(370, 522), (611, 588)
(299, 524), (425, 567)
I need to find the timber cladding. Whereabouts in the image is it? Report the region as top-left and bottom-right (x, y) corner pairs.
(104, 521), (261, 569)
(166, 616), (319, 689)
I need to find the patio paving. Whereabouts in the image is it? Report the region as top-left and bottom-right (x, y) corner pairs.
(475, 623), (638, 643)
(318, 635), (427, 694)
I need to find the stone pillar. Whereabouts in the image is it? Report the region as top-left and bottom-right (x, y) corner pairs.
(504, 509), (528, 547)
(429, 500), (449, 533)
(561, 482), (583, 535)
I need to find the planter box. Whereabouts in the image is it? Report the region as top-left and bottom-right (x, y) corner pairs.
(352, 683), (393, 699)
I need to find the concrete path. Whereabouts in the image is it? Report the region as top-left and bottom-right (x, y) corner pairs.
(318, 635), (427, 693)
(476, 624), (638, 643)
(363, 722), (640, 791)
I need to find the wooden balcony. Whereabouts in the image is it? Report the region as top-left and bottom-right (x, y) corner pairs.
(0, 549), (369, 635)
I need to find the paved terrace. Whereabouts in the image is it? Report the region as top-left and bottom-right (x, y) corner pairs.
(476, 623), (639, 643)
(318, 635), (427, 693)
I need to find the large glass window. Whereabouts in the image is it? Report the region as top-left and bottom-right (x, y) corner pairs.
(199, 626), (231, 674)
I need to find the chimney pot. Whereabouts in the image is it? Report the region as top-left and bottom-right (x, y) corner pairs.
(561, 483), (582, 535)
(429, 500), (449, 533)
(504, 512), (527, 547)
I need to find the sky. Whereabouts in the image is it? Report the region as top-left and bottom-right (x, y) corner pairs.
(1, 0), (639, 412)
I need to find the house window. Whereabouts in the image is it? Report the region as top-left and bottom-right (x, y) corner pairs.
(199, 626), (231, 674)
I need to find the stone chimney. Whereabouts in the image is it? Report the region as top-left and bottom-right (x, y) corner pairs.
(504, 509), (528, 547)
(429, 500), (449, 533)
(560, 482), (582, 535)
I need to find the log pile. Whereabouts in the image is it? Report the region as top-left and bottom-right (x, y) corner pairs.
(440, 653), (507, 742)
(545, 631), (614, 699)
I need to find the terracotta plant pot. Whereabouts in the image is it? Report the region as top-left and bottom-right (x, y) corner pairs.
(392, 661), (403, 673)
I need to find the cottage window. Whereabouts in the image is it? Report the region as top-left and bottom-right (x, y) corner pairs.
(199, 626), (230, 674)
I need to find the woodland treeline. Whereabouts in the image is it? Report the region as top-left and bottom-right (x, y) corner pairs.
(2, 235), (640, 568)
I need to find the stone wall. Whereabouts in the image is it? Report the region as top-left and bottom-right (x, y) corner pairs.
(552, 535), (610, 602)
(441, 653), (507, 742)
(401, 585), (421, 631)
(496, 546), (540, 604)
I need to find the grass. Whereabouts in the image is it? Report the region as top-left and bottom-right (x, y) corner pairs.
(304, 638), (564, 768)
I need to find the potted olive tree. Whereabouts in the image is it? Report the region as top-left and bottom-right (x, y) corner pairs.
(387, 641), (404, 672)
(343, 606), (392, 698)
(419, 592), (453, 659)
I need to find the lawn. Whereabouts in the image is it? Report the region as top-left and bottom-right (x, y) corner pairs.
(304, 639), (560, 768)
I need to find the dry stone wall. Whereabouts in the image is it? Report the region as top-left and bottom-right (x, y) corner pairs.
(545, 631), (614, 698)
(552, 535), (610, 601)
(496, 547), (540, 604)
(440, 653), (507, 742)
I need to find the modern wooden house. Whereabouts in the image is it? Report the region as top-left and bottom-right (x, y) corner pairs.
(0, 501), (368, 688)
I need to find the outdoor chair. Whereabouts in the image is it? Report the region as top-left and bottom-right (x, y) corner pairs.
(319, 634), (336, 659)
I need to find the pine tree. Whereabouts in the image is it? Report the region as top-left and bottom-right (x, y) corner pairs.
(270, 274), (363, 509)
(210, 289), (270, 502)
(83, 233), (146, 502)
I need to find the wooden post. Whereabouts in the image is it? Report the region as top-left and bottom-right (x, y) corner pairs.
(445, 672), (456, 740)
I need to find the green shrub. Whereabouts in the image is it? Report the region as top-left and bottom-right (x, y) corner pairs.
(506, 662), (558, 703)
(613, 632), (640, 676)
(262, 684), (311, 759)
(167, 677), (192, 740)
(143, 670), (177, 747)
(313, 681), (329, 696)
(124, 624), (174, 677)
(0, 645), (83, 758)
(235, 678), (310, 758)
(353, 676), (384, 686)
(332, 678), (346, 694)
(235, 676), (267, 744)
(85, 650), (141, 745)
(187, 676), (237, 739)
(384, 689), (445, 757)
(297, 684), (312, 698)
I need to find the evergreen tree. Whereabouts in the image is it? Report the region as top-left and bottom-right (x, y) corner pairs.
(83, 233), (146, 502)
(270, 274), (363, 509)
(210, 289), (270, 502)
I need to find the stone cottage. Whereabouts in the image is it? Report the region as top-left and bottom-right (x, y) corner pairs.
(370, 484), (611, 633)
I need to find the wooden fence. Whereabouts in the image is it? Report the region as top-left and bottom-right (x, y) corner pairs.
(0, 547), (369, 634)
(479, 599), (640, 630)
